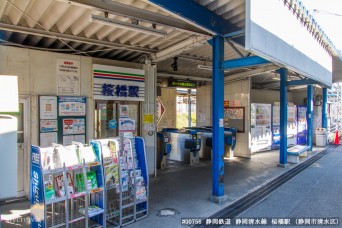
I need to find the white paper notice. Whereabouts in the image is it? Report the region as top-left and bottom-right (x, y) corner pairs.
(63, 135), (75, 146)
(219, 118), (224, 127)
(74, 135), (86, 144)
(40, 96), (57, 119)
(40, 132), (58, 147)
(57, 59), (80, 96)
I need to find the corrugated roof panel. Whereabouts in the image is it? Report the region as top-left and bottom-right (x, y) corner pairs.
(39, 1), (69, 30)
(25, 0), (54, 28)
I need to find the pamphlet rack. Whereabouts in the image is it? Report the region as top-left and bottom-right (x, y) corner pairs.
(30, 143), (106, 228)
(30, 136), (148, 228)
(92, 136), (149, 227)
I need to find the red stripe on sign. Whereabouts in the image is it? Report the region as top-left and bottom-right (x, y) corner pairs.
(94, 73), (144, 81)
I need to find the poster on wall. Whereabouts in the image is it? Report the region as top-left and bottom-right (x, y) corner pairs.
(63, 118), (85, 135)
(56, 59), (80, 96)
(40, 132), (58, 147)
(224, 107), (244, 119)
(119, 105), (129, 118)
(40, 120), (58, 132)
(39, 96), (57, 119)
(58, 96), (86, 116)
(119, 118), (136, 132)
(63, 119), (74, 135)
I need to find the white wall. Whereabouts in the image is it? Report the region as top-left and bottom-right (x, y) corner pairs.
(196, 79), (251, 158)
(0, 46), (157, 197)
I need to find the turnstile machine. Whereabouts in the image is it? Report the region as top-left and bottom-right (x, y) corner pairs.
(161, 128), (201, 165)
(183, 127), (237, 160)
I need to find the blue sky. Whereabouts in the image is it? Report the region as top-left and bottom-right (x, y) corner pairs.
(301, 0), (342, 52)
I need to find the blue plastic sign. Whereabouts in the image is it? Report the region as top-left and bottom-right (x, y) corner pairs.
(30, 146), (45, 228)
(108, 119), (117, 129)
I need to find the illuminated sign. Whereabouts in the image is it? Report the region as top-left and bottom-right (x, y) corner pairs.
(168, 79), (196, 88)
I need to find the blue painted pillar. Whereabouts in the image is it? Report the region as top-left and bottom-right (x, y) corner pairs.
(322, 88), (328, 129)
(279, 68), (288, 165)
(212, 35), (225, 197)
(307, 85), (314, 151)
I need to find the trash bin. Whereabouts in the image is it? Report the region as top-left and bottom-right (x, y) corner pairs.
(315, 128), (327, 146)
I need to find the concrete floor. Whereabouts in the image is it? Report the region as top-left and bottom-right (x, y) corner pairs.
(238, 145), (342, 228)
(0, 147), (325, 228)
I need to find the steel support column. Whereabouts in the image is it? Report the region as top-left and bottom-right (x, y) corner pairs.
(307, 85), (314, 151)
(279, 68), (288, 166)
(211, 35), (225, 200)
(322, 88), (328, 129)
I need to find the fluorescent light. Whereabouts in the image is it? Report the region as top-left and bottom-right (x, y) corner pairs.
(91, 15), (167, 38)
(197, 64), (231, 73)
(197, 64), (213, 71)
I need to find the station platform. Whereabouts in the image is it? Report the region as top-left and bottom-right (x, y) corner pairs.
(0, 147), (328, 228)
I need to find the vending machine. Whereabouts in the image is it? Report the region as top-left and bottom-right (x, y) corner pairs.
(271, 105), (280, 149)
(297, 106), (307, 145)
(251, 103), (272, 153)
(287, 105), (297, 146)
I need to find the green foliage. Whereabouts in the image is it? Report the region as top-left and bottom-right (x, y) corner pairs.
(176, 112), (196, 128)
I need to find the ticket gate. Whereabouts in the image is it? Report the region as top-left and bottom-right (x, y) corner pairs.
(183, 127), (237, 159)
(157, 132), (171, 169)
(160, 128), (201, 165)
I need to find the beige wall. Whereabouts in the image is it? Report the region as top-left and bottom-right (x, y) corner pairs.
(196, 79), (251, 158)
(157, 87), (177, 130)
(251, 89), (294, 104)
(196, 85), (212, 126)
(0, 46), (157, 197)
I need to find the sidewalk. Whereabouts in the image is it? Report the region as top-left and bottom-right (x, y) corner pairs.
(238, 145), (342, 227)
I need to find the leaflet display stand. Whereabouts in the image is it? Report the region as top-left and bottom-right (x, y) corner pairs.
(91, 137), (149, 227)
(30, 143), (106, 228)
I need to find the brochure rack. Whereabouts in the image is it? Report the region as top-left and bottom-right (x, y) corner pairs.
(91, 137), (149, 227)
(30, 143), (106, 228)
(31, 137), (148, 228)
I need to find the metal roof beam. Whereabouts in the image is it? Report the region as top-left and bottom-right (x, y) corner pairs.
(152, 36), (208, 62)
(0, 23), (156, 54)
(158, 72), (211, 82)
(59, 0), (210, 37)
(222, 56), (271, 70)
(286, 79), (317, 86)
(147, 0), (241, 37)
(224, 65), (279, 82)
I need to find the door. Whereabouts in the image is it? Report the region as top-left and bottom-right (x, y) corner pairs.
(95, 100), (141, 139)
(17, 98), (28, 197)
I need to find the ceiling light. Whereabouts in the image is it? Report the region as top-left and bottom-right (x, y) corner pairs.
(197, 64), (231, 73)
(197, 64), (213, 71)
(91, 15), (167, 38)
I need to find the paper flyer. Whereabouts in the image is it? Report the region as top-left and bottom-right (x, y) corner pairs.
(120, 105), (129, 118)
(40, 120), (58, 132)
(39, 96), (57, 119)
(40, 132), (58, 148)
(63, 119), (74, 135)
(119, 118), (136, 132)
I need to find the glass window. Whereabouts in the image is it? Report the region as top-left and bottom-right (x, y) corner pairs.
(95, 100), (141, 139)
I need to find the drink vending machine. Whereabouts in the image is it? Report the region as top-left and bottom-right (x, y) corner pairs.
(271, 105), (280, 149)
(287, 105), (297, 147)
(297, 106), (307, 145)
(251, 103), (272, 153)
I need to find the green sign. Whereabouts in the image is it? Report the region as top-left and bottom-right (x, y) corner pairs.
(168, 79), (196, 88)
